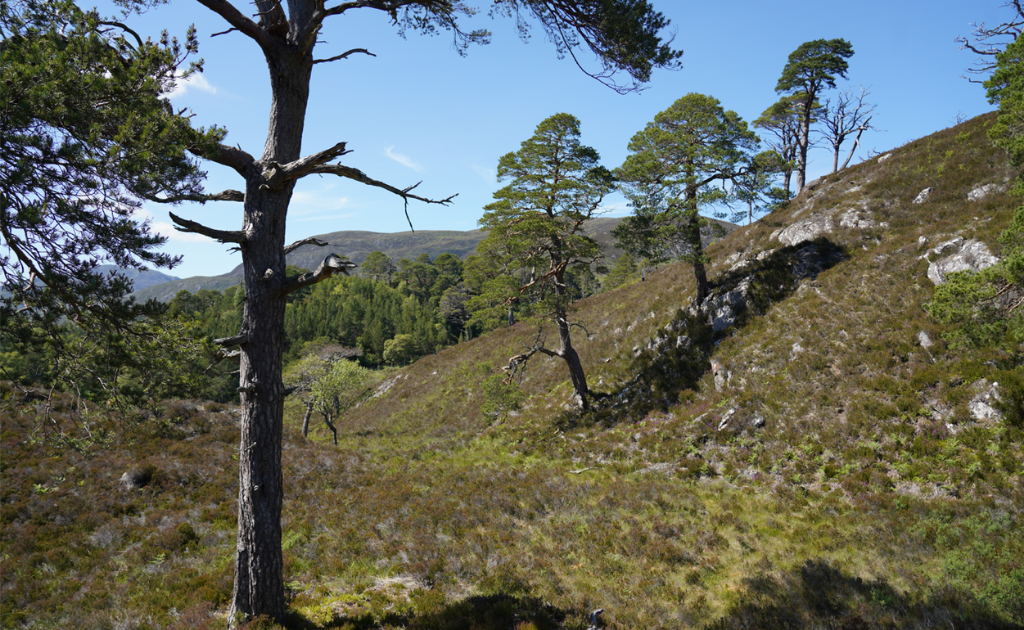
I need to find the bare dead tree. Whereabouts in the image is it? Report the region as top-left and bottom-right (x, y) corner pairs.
(819, 86), (878, 173)
(956, 0), (1024, 82)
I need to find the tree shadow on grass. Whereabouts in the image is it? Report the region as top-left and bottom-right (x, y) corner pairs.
(563, 238), (847, 429)
(707, 559), (1021, 630)
(275, 590), (584, 630)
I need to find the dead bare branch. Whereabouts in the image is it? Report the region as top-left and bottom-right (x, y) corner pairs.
(147, 189), (245, 204)
(168, 212), (248, 244)
(214, 333), (249, 347)
(310, 163), (456, 230)
(314, 48), (376, 64)
(205, 348), (242, 375)
(819, 87), (878, 173)
(193, 0), (269, 49)
(284, 237), (330, 255)
(956, 0), (1024, 80)
(265, 142), (350, 188)
(188, 140), (256, 176)
(279, 254), (358, 296)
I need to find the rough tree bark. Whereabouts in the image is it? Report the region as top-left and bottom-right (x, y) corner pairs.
(794, 108), (811, 193)
(170, 35), (448, 623)
(228, 51), (313, 623)
(548, 249), (589, 407)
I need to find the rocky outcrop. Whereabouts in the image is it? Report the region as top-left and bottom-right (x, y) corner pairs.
(839, 207), (876, 230)
(924, 237), (999, 285)
(969, 379), (1003, 423)
(701, 276), (754, 333)
(773, 214), (836, 247)
(913, 187), (934, 204)
(967, 183), (1002, 202)
(769, 201), (879, 248)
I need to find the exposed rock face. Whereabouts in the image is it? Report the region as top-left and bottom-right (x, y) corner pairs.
(774, 214), (835, 247)
(918, 331), (934, 348)
(969, 379), (1002, 423)
(120, 467), (155, 490)
(792, 243), (845, 281)
(967, 183), (1001, 202)
(688, 242), (843, 340)
(703, 276), (754, 333)
(716, 407), (765, 432)
(926, 238), (999, 285)
(768, 200), (878, 248)
(913, 187), (934, 204)
(839, 208), (876, 230)
(712, 361), (731, 391)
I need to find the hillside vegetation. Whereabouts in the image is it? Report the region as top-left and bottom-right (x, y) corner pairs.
(2, 113), (1023, 629)
(132, 217), (697, 303)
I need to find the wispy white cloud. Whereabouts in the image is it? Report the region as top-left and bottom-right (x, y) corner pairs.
(471, 163), (496, 183)
(290, 187), (351, 213)
(134, 207), (212, 243)
(385, 146), (424, 172)
(168, 71), (217, 100)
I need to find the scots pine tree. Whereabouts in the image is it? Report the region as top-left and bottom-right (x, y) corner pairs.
(476, 113), (613, 408)
(775, 38), (854, 192)
(615, 93), (758, 303)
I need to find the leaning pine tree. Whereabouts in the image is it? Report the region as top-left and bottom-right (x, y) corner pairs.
(476, 113), (614, 409)
(154, 1), (682, 622)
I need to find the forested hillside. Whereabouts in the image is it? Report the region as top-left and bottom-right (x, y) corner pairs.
(131, 217), (714, 303)
(3, 112), (1022, 629)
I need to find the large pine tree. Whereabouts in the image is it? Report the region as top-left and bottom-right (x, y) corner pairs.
(476, 113), (613, 408)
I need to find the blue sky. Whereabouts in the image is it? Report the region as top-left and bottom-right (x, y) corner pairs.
(115, 0), (1011, 278)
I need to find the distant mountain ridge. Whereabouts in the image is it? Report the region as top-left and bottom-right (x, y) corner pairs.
(133, 217), (740, 302)
(94, 265), (179, 292)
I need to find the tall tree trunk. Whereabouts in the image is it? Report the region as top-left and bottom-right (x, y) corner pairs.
(683, 187), (710, 304)
(231, 182), (289, 624)
(230, 51), (313, 624)
(551, 254), (588, 408)
(301, 400), (313, 437)
(553, 282), (588, 409)
(691, 255), (710, 304)
(782, 144), (794, 194)
(557, 315), (589, 409)
(795, 112), (809, 193)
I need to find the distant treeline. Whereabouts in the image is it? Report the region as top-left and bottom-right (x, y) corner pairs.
(168, 250), (642, 370)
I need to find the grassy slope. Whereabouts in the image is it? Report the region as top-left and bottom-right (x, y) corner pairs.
(2, 114), (1022, 630)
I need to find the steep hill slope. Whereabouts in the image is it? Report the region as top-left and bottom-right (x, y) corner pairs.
(2, 113), (1020, 630)
(313, 111), (1024, 626)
